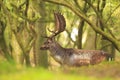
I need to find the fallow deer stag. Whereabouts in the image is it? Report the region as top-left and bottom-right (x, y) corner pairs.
(40, 12), (110, 66)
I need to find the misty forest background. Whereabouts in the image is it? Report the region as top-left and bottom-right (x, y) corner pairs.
(0, 0), (120, 80)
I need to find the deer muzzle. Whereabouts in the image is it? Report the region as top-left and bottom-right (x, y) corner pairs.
(40, 45), (49, 50)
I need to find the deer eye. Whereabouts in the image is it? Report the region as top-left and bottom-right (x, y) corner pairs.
(47, 41), (50, 43)
(45, 41), (49, 44)
(45, 40), (51, 44)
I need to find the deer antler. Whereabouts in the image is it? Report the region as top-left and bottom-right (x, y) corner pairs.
(42, 11), (66, 38)
(49, 11), (66, 38)
(54, 12), (66, 33)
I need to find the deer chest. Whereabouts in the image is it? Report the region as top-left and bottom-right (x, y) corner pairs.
(52, 55), (64, 64)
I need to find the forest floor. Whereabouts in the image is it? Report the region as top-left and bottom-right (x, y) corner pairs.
(0, 61), (120, 80)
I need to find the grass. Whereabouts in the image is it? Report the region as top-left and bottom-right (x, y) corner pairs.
(0, 61), (120, 80)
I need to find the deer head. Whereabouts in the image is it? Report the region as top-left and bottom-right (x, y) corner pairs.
(40, 12), (66, 50)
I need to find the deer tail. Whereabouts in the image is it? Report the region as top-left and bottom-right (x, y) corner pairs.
(102, 51), (113, 61)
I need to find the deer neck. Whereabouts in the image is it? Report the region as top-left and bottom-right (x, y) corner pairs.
(49, 42), (65, 63)
(49, 42), (64, 56)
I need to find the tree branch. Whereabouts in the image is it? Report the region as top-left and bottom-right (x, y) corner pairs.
(43, 0), (120, 51)
(65, 29), (75, 43)
(100, 0), (106, 13)
(73, 0), (82, 11)
(85, 0), (117, 40)
(105, 3), (120, 23)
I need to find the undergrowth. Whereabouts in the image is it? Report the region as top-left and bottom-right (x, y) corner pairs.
(0, 61), (120, 80)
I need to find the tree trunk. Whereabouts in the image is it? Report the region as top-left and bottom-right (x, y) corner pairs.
(34, 1), (48, 68)
(77, 19), (84, 49)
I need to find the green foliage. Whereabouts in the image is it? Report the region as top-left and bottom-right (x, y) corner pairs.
(0, 61), (16, 74)
(0, 61), (120, 80)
